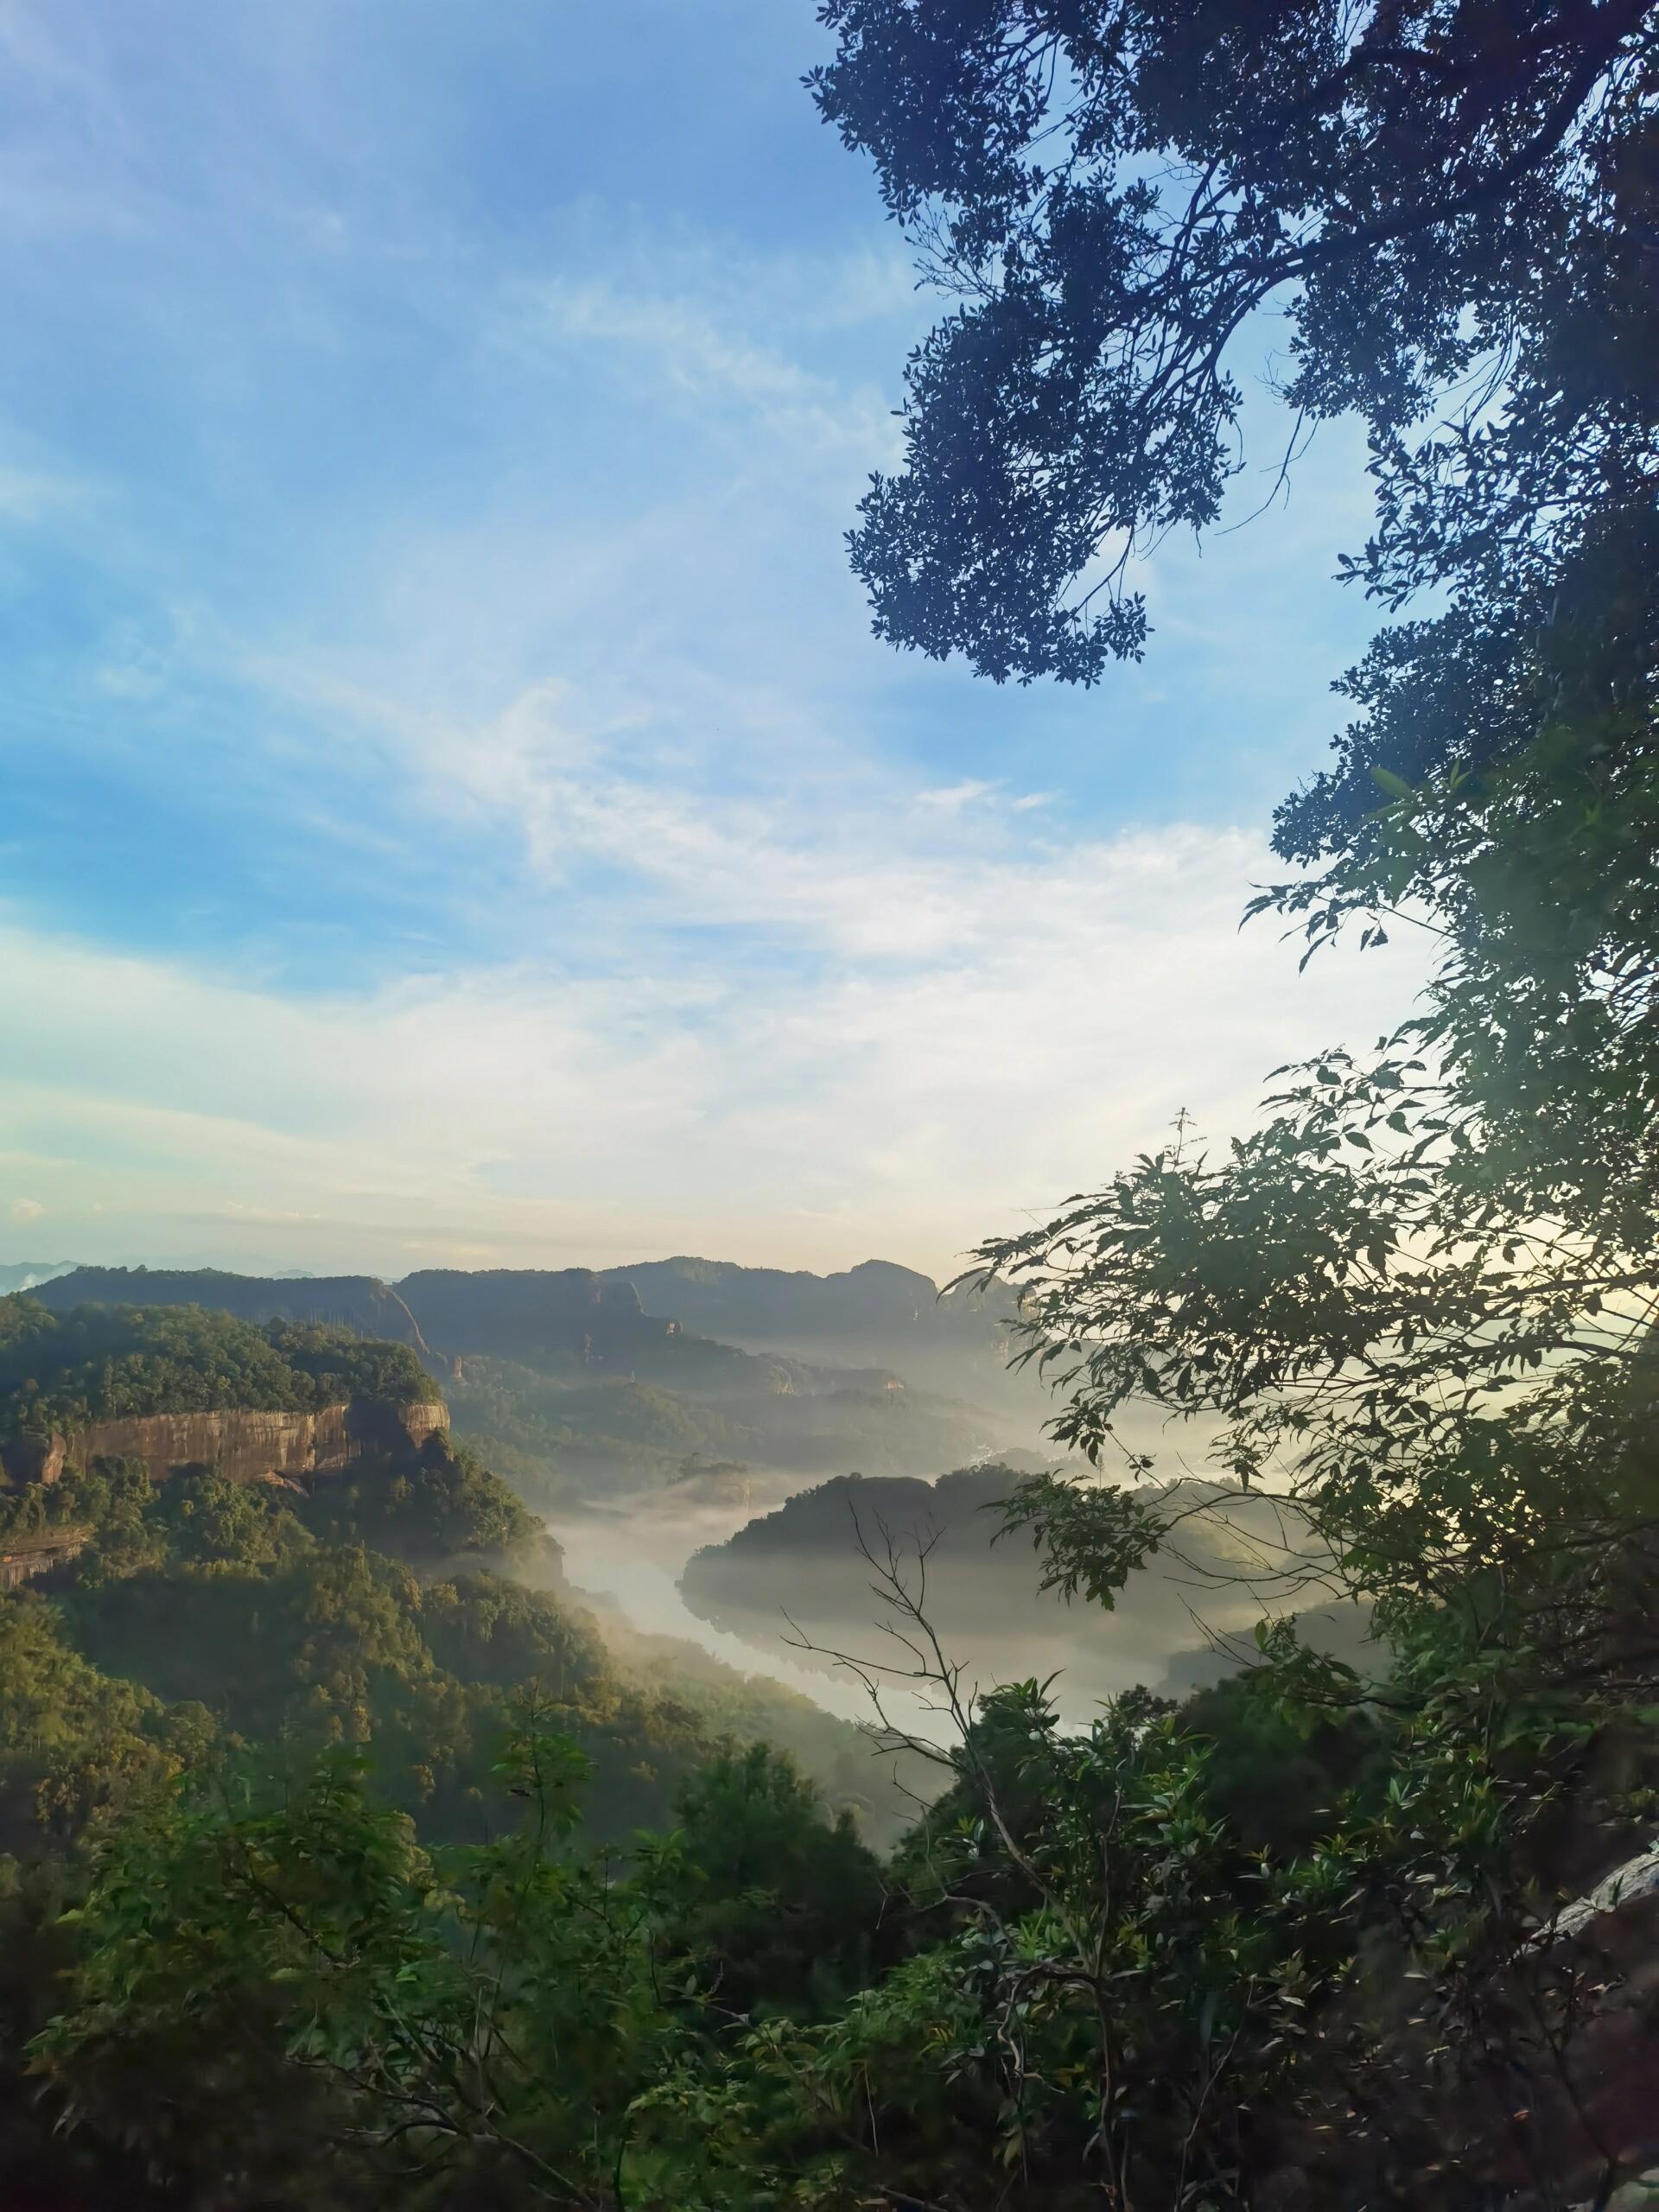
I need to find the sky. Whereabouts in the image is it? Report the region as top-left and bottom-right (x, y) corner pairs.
(0, 0), (1424, 1282)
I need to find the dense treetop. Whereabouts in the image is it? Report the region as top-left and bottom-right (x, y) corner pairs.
(0, 1296), (439, 1439)
(812, 1), (1656, 680)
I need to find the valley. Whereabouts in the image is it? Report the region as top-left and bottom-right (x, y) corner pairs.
(15, 1257), (1276, 1726)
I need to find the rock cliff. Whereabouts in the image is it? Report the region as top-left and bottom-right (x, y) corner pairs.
(0, 1529), (89, 1587)
(0, 1396), (448, 1491)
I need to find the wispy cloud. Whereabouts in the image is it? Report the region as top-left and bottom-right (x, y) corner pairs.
(0, 803), (1421, 1276)
(0, 0), (1408, 1278)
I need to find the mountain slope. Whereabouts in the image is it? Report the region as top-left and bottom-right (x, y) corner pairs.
(602, 1255), (1043, 1408)
(32, 1264), (1030, 1502)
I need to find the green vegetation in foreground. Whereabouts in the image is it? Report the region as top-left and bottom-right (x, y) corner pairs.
(0, 1294), (439, 1440)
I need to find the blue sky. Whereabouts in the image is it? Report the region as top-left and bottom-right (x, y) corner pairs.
(0, 0), (1421, 1278)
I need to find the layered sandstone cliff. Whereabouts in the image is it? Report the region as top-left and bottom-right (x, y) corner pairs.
(0, 1396), (448, 1491)
(0, 1529), (89, 1588)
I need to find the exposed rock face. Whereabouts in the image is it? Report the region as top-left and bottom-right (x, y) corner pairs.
(0, 1529), (89, 1587)
(35, 1267), (429, 1351)
(0, 1433), (66, 1487)
(0, 1398), (448, 1491)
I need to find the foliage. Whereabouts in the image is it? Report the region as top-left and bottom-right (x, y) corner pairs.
(0, 1594), (215, 1857)
(34, 1726), (639, 2207)
(810, 0), (1657, 692)
(813, 0), (1659, 1302)
(664, 1743), (893, 2020)
(299, 1434), (543, 1563)
(810, 19), (1659, 2193)
(815, 0), (1659, 1246)
(0, 1294), (437, 1439)
(32, 1721), (898, 2210)
(948, 696), (1659, 2196)
(267, 1317), (443, 1407)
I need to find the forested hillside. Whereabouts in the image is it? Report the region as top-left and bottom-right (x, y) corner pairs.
(681, 1461), (1366, 1712)
(32, 1266), (1025, 1504)
(0, 1307), (931, 2202)
(36, 1268), (430, 1349)
(0, 1296), (438, 1439)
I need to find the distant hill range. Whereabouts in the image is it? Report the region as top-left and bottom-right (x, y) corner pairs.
(34, 1264), (798, 1380)
(35, 1267), (435, 1351)
(32, 1258), (1039, 1404)
(0, 1262), (74, 1298)
(601, 1256), (1041, 1409)
(27, 1262), (1042, 1492)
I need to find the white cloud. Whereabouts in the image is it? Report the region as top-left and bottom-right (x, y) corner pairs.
(915, 780), (999, 813)
(493, 268), (905, 464)
(0, 459), (94, 524)
(10, 1197), (45, 1222)
(0, 7), (1421, 1304)
(0, 804), (1422, 1278)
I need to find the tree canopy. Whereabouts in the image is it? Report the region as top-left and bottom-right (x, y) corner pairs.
(815, 6), (1659, 1177)
(0, 1296), (439, 1439)
(811, 1), (1656, 677)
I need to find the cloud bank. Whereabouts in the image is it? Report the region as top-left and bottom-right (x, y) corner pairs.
(1, 790), (1419, 1276)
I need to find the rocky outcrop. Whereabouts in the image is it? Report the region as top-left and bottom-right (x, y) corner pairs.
(0, 1529), (89, 1587)
(0, 1398), (448, 1491)
(0, 1433), (66, 1487)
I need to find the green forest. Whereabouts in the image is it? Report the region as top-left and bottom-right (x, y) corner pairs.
(0, 1296), (439, 1440)
(0, 1370), (935, 2201)
(3, 2), (1657, 2207)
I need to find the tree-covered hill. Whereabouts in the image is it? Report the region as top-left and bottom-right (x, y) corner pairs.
(36, 1258), (1049, 1444)
(0, 1294), (438, 1441)
(29, 1268), (1030, 1501)
(681, 1461), (1364, 1711)
(0, 1319), (929, 2202)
